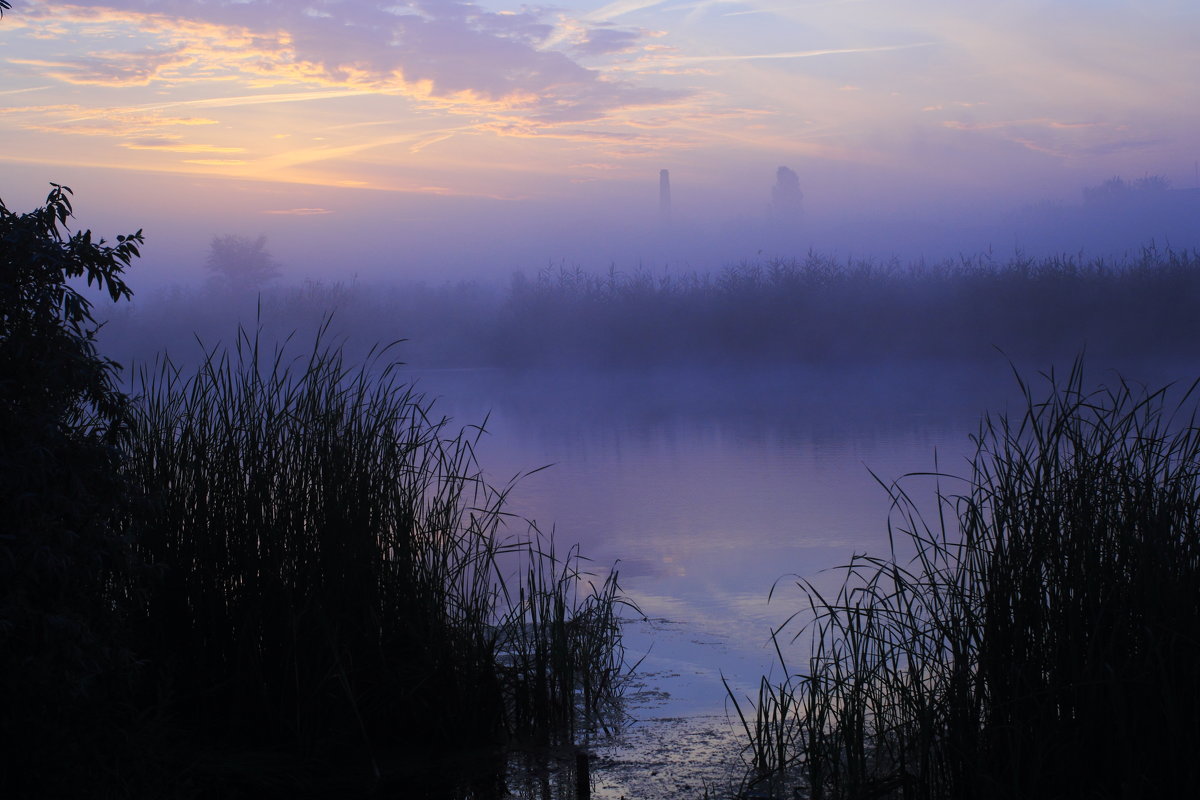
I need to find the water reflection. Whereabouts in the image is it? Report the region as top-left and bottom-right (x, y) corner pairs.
(409, 360), (1174, 796)
(396, 366), (995, 785)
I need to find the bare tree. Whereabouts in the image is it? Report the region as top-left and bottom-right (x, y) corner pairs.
(205, 234), (281, 294)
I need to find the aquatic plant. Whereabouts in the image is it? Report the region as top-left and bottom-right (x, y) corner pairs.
(499, 535), (630, 747)
(734, 360), (1200, 798)
(1, 182), (629, 798)
(494, 248), (1200, 367)
(122, 326), (632, 793)
(100, 246), (1200, 371)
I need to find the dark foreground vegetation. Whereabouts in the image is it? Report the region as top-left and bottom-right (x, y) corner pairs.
(12, 181), (1200, 799)
(103, 246), (1200, 371)
(730, 362), (1200, 799)
(2, 190), (630, 798)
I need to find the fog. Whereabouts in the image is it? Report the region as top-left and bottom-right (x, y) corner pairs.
(13, 156), (1196, 298)
(11, 1), (1200, 794)
(95, 240), (1200, 382)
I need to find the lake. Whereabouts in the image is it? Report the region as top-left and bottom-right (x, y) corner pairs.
(413, 359), (1056, 796)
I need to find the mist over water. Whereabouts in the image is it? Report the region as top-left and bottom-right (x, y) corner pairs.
(43, 167), (1200, 795)
(29, 152), (1198, 292)
(94, 244), (1200, 750)
(11, 0), (1200, 792)
(77, 156), (1200, 794)
(99, 241), (1200, 380)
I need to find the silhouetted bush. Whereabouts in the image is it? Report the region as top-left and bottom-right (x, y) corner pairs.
(0, 185), (149, 795)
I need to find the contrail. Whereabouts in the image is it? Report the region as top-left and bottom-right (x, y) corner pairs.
(59, 89), (380, 123)
(585, 0), (669, 22)
(656, 42), (934, 65)
(0, 85), (52, 96)
(137, 89), (378, 112)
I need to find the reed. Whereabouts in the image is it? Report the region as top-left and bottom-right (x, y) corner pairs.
(498, 535), (630, 746)
(100, 247), (1200, 371)
(491, 247), (1200, 366)
(735, 360), (1200, 799)
(121, 325), (631, 792)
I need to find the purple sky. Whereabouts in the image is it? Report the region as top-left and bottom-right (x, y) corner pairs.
(3, 0), (1198, 284)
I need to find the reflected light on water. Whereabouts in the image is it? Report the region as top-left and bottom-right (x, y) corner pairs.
(417, 365), (1012, 717)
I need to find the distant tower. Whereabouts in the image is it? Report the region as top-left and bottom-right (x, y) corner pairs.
(770, 166), (803, 226)
(659, 169), (672, 227)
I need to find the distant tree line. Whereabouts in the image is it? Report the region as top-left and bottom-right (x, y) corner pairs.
(97, 244), (1200, 372)
(1082, 174), (1172, 206)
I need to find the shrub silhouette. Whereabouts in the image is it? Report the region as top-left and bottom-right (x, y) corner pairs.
(0, 184), (146, 795)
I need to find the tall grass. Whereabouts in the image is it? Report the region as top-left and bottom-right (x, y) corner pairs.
(499, 536), (628, 747)
(496, 248), (1200, 367)
(733, 361), (1200, 799)
(100, 247), (1200, 371)
(121, 326), (631, 793)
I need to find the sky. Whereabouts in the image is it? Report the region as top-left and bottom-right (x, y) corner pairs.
(2, 0), (1199, 284)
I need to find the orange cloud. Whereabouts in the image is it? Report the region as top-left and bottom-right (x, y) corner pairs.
(122, 140), (244, 153)
(0, 1), (701, 190)
(15, 1), (688, 126)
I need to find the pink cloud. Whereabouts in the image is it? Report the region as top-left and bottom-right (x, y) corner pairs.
(23, 1), (688, 124)
(10, 47), (194, 86)
(573, 26), (643, 57)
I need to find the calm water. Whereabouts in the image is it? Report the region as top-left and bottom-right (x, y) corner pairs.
(414, 360), (1046, 794)
(99, 312), (1196, 795)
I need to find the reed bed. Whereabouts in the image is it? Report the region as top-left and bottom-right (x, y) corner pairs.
(121, 327), (631, 793)
(499, 535), (628, 747)
(733, 361), (1200, 799)
(496, 248), (1200, 367)
(100, 247), (1200, 371)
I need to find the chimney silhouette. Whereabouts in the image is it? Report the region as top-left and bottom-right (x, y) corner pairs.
(659, 169), (672, 227)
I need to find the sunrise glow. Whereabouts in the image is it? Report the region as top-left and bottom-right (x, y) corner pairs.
(2, 1), (1198, 280)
